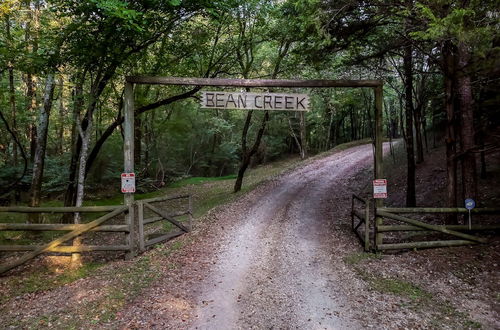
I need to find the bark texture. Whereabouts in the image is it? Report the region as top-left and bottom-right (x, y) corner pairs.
(29, 74), (56, 220)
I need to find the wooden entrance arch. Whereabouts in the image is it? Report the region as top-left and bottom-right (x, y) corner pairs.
(123, 76), (385, 244)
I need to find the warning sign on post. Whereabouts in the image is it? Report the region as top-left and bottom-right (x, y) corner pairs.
(121, 173), (136, 193)
(373, 179), (387, 199)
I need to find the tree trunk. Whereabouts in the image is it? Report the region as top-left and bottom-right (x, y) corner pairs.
(234, 111), (269, 192)
(403, 42), (416, 207)
(57, 77), (65, 155)
(28, 74), (56, 222)
(414, 103), (424, 163)
(457, 41), (477, 201)
(299, 111), (307, 158)
(72, 113), (93, 267)
(62, 75), (84, 222)
(6, 16), (18, 166)
(288, 115), (303, 157)
(8, 65), (18, 165)
(443, 42), (458, 224)
(26, 73), (38, 162)
(134, 116), (142, 170)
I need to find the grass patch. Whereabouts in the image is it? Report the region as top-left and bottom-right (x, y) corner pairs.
(370, 277), (431, 300)
(12, 255), (162, 328)
(345, 255), (482, 329)
(1, 262), (102, 305)
(77, 255), (160, 326)
(168, 175), (237, 188)
(343, 252), (383, 265)
(430, 301), (483, 329)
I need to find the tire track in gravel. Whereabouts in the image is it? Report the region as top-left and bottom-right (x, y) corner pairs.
(191, 143), (380, 329)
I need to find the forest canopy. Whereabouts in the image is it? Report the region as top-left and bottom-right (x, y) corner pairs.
(0, 0), (498, 218)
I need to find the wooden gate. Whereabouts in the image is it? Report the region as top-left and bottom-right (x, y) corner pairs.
(351, 194), (371, 251)
(0, 194), (194, 275)
(0, 206), (129, 274)
(350, 195), (500, 252)
(137, 195), (192, 252)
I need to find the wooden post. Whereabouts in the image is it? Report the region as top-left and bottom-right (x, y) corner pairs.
(138, 201), (145, 252)
(374, 85), (384, 250)
(124, 82), (136, 259)
(188, 195), (193, 231)
(351, 195), (355, 230)
(365, 199), (370, 252)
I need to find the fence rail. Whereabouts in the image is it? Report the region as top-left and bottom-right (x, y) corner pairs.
(0, 206), (123, 213)
(350, 195), (500, 252)
(0, 194), (193, 275)
(351, 194), (370, 251)
(138, 194), (192, 251)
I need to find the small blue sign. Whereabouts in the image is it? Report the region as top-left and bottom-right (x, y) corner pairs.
(465, 198), (476, 210)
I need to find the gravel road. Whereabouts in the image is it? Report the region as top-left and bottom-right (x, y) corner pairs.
(190, 144), (378, 329)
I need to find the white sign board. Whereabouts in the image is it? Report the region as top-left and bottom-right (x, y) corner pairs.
(373, 179), (387, 199)
(201, 92), (309, 111)
(121, 173), (136, 193)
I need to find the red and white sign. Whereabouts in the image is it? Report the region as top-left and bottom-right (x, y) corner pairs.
(121, 173), (136, 193)
(373, 179), (387, 198)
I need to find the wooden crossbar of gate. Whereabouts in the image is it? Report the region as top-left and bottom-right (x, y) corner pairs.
(374, 207), (500, 251)
(351, 194), (370, 251)
(0, 206), (128, 275)
(137, 194), (192, 252)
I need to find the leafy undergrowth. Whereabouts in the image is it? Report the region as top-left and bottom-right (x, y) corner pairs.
(345, 251), (484, 329)
(0, 261), (102, 305)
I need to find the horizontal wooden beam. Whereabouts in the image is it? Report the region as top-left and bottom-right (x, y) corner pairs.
(378, 207), (500, 214)
(0, 205), (123, 213)
(143, 210), (190, 225)
(376, 210), (487, 243)
(144, 203), (190, 233)
(139, 194), (190, 204)
(377, 224), (500, 232)
(126, 76), (383, 88)
(145, 230), (184, 247)
(0, 245), (129, 252)
(0, 223), (129, 232)
(377, 240), (476, 250)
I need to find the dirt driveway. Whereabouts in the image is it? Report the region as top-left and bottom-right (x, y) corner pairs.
(187, 144), (377, 329)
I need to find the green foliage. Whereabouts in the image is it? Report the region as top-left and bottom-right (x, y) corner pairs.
(412, 1), (498, 55)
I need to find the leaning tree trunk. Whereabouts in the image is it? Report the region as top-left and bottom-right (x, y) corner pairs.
(234, 111), (270, 193)
(62, 76), (84, 223)
(71, 113), (93, 267)
(28, 74), (56, 223)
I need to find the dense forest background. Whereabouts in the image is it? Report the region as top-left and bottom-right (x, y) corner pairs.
(0, 0), (498, 218)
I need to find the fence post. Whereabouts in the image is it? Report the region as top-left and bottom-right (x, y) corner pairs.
(188, 195), (193, 231)
(365, 199), (370, 252)
(124, 82), (136, 259)
(138, 201), (145, 252)
(374, 84), (384, 250)
(351, 195), (355, 230)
